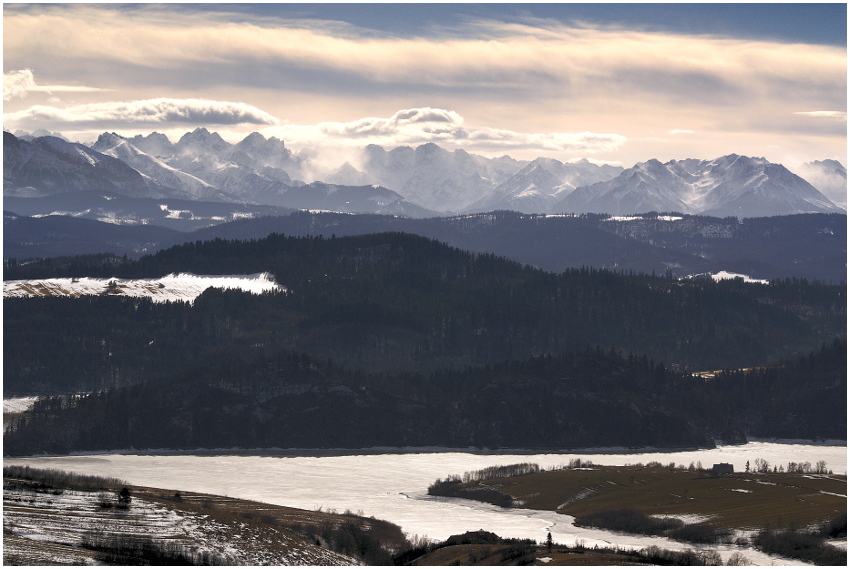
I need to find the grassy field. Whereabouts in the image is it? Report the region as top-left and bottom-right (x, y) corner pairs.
(445, 465), (846, 532)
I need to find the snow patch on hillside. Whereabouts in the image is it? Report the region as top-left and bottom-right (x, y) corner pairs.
(3, 397), (40, 414)
(3, 273), (284, 304)
(710, 271), (769, 285)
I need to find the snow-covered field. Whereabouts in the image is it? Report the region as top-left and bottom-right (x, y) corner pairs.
(3, 484), (351, 565)
(3, 272), (284, 304)
(3, 397), (40, 415)
(6, 442), (844, 565)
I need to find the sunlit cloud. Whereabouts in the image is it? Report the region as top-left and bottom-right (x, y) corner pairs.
(262, 108), (626, 154)
(4, 6), (844, 104)
(3, 4), (844, 163)
(4, 68), (112, 101)
(793, 111), (847, 120)
(4, 98), (280, 127)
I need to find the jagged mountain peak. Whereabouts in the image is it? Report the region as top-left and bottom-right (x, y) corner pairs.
(325, 161), (375, 187)
(556, 154), (842, 217)
(807, 158), (846, 171)
(13, 128), (69, 141)
(92, 132), (128, 152)
(239, 131), (267, 145)
(176, 127), (231, 154)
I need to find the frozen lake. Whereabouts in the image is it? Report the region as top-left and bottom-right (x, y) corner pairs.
(6, 441), (845, 565)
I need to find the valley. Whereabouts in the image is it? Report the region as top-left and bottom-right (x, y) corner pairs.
(4, 152), (846, 562)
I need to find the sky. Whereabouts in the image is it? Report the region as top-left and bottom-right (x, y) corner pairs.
(3, 3), (847, 167)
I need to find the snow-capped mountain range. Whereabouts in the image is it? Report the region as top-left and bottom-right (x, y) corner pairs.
(556, 154), (842, 218)
(4, 128), (845, 218)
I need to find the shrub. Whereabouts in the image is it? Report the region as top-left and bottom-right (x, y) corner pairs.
(754, 528), (847, 566)
(80, 530), (236, 565)
(668, 523), (732, 544)
(3, 465), (124, 492)
(575, 509), (684, 536)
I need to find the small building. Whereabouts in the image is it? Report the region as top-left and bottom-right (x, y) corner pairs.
(711, 462), (734, 474)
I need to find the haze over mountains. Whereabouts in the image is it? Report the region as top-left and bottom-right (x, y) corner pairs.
(4, 129), (845, 218)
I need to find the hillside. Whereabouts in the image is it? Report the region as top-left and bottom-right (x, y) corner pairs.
(4, 232), (845, 394)
(3, 465), (409, 565)
(4, 231), (844, 453)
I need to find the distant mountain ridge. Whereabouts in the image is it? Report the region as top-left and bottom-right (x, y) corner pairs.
(6, 208), (846, 283)
(4, 129), (845, 218)
(3, 131), (171, 199)
(6, 131), (432, 217)
(557, 154), (842, 217)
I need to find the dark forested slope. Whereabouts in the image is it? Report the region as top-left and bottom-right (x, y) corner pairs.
(5, 340), (845, 455)
(4, 232), (845, 397)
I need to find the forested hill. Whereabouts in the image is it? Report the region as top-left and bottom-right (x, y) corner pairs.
(5, 232), (845, 398)
(5, 339), (845, 455)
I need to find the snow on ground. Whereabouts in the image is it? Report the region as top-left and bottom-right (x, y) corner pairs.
(603, 215), (684, 222)
(7, 442), (841, 566)
(683, 271), (770, 285)
(3, 273), (285, 304)
(3, 397), (39, 415)
(3, 485), (350, 565)
(709, 271), (770, 284)
(650, 513), (716, 525)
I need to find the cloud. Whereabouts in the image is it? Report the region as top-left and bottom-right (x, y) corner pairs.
(4, 69), (36, 101)
(319, 108), (466, 138)
(4, 6), (844, 106)
(793, 111), (847, 120)
(264, 107), (626, 154)
(3, 5), (842, 163)
(4, 98), (280, 127)
(668, 129), (695, 135)
(4, 68), (112, 101)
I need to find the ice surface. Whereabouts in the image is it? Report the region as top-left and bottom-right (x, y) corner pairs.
(5, 442), (842, 565)
(3, 273), (285, 304)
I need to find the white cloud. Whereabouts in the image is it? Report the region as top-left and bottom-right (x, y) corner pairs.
(4, 98), (280, 127)
(318, 108), (466, 138)
(262, 107), (626, 155)
(4, 69), (36, 101)
(793, 111), (847, 120)
(6, 7), (844, 106)
(4, 68), (112, 101)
